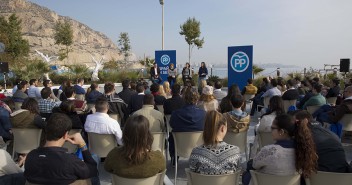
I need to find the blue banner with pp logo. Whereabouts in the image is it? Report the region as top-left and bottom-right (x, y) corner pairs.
(228, 46), (253, 90)
(155, 50), (176, 84)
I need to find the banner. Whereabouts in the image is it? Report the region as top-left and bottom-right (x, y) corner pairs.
(228, 45), (253, 90)
(155, 50), (176, 84)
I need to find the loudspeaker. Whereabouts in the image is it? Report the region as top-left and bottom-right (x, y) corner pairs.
(0, 62), (9, 73)
(340, 59), (350, 73)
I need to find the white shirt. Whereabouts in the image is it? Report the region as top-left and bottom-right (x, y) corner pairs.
(0, 149), (23, 176)
(154, 67), (158, 75)
(261, 87), (282, 98)
(84, 112), (123, 145)
(28, 85), (41, 99)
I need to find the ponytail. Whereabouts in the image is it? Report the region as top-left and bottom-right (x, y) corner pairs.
(294, 111), (318, 178)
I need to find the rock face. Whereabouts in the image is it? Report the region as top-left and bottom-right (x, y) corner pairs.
(0, 0), (123, 66)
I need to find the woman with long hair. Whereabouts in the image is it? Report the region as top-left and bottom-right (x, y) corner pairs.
(10, 97), (46, 129)
(182, 63), (192, 85)
(85, 83), (103, 104)
(158, 85), (167, 99)
(197, 85), (218, 112)
(219, 84), (241, 113)
(189, 110), (240, 174)
(167, 63), (177, 86)
(243, 113), (318, 185)
(198, 62), (208, 87)
(104, 115), (166, 178)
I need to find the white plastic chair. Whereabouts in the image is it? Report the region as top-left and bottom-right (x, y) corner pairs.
(108, 114), (121, 124)
(151, 132), (166, 156)
(111, 170), (166, 185)
(87, 132), (117, 158)
(172, 131), (203, 185)
(185, 168), (240, 185)
(12, 128), (42, 158)
(257, 132), (275, 150)
(244, 94), (255, 111)
(283, 100), (297, 113)
(223, 131), (248, 160)
(339, 114), (352, 131)
(250, 170), (301, 185)
(305, 171), (352, 185)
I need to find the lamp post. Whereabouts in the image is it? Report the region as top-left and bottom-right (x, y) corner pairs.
(159, 0), (164, 50)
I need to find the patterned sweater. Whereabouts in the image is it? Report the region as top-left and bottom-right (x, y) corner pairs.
(189, 142), (241, 175)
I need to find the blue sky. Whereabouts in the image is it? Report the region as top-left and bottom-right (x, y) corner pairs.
(28, 0), (352, 69)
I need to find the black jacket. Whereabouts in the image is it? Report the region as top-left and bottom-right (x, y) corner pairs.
(282, 89), (300, 100)
(130, 94), (145, 113)
(118, 88), (137, 108)
(163, 95), (185, 115)
(104, 94), (128, 125)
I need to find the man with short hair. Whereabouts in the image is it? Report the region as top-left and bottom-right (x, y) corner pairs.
(150, 63), (162, 84)
(223, 95), (250, 133)
(84, 98), (123, 145)
(133, 94), (165, 132)
(261, 78), (281, 98)
(282, 79), (299, 100)
(28, 79), (41, 99)
(163, 84), (185, 115)
(242, 79), (258, 95)
(74, 78), (86, 95)
(38, 87), (60, 113)
(118, 78), (136, 109)
(130, 83), (145, 113)
(213, 80), (227, 102)
(65, 86), (85, 110)
(302, 84), (326, 110)
(24, 113), (98, 184)
(326, 78), (341, 98)
(103, 82), (128, 125)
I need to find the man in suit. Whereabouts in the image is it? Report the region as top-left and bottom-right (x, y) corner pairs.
(150, 63), (162, 84)
(117, 78), (136, 109)
(163, 84), (185, 115)
(282, 79), (299, 100)
(130, 83), (145, 113)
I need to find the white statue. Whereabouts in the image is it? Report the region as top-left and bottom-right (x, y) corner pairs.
(91, 55), (104, 81)
(35, 50), (58, 63)
(35, 50), (59, 80)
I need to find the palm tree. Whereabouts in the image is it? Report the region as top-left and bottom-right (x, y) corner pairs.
(253, 64), (264, 78)
(68, 64), (90, 80)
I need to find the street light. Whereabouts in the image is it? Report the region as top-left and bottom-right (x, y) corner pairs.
(159, 0), (164, 50)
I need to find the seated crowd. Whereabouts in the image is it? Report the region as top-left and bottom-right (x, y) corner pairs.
(0, 75), (352, 185)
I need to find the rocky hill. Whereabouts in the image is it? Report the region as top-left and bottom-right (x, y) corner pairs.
(0, 0), (123, 66)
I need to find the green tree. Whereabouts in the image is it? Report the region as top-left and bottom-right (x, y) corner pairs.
(117, 32), (131, 60)
(54, 20), (73, 63)
(12, 59), (51, 80)
(179, 17), (204, 63)
(253, 64), (264, 78)
(103, 59), (119, 70)
(68, 64), (90, 80)
(0, 14), (29, 65)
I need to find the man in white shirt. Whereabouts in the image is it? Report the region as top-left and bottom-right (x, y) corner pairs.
(28, 79), (41, 99)
(213, 81), (227, 102)
(84, 98), (123, 145)
(261, 78), (281, 98)
(133, 94), (165, 132)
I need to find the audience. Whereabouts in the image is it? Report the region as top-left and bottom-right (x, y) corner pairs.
(10, 98), (46, 128)
(64, 86), (86, 111)
(103, 82), (128, 125)
(130, 83), (145, 113)
(302, 83), (326, 109)
(12, 81), (28, 102)
(38, 87), (60, 113)
(282, 79), (300, 100)
(73, 78), (86, 96)
(158, 84), (167, 99)
(213, 81), (227, 102)
(53, 100), (83, 129)
(104, 115), (166, 178)
(86, 83), (103, 104)
(117, 79), (136, 109)
(243, 113), (318, 185)
(241, 78), (258, 95)
(27, 79), (41, 100)
(133, 94), (165, 132)
(223, 95), (250, 133)
(163, 83), (185, 115)
(261, 78), (281, 99)
(325, 78), (341, 98)
(0, 99), (13, 142)
(163, 81), (172, 98)
(169, 87), (206, 165)
(219, 84), (242, 113)
(0, 149), (25, 185)
(189, 110), (241, 174)
(24, 113), (99, 184)
(84, 98), (123, 145)
(150, 83), (166, 105)
(197, 85), (219, 112)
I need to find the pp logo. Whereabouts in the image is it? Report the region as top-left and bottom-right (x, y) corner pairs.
(230, 51), (250, 73)
(161, 55), (170, 65)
